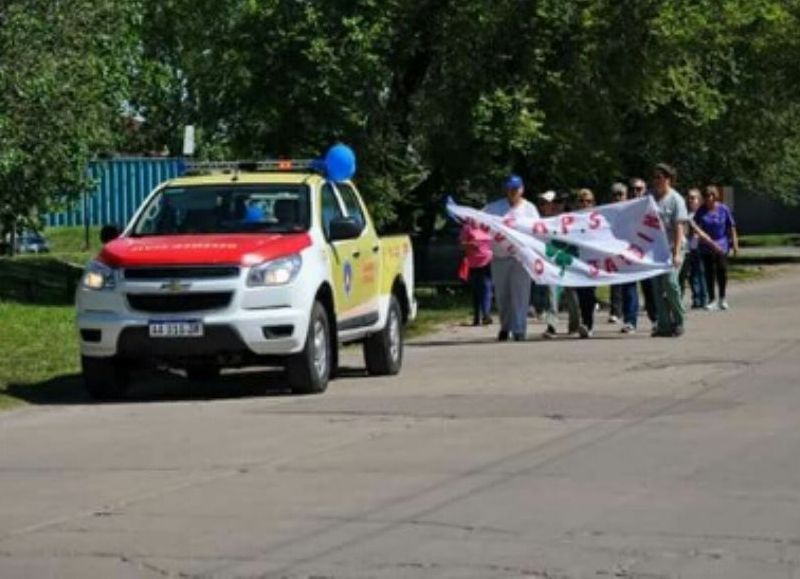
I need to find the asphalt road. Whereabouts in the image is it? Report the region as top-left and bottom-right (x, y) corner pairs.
(2, 267), (800, 578)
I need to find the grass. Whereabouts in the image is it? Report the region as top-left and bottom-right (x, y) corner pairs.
(728, 264), (770, 282)
(42, 225), (102, 265)
(0, 301), (81, 410)
(45, 226), (103, 253)
(407, 287), (471, 339)
(739, 233), (800, 248)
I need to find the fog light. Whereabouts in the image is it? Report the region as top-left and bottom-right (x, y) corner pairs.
(262, 325), (293, 339)
(80, 329), (102, 343)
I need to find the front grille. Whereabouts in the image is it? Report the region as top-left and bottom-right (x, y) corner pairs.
(124, 266), (240, 280)
(127, 292), (233, 313)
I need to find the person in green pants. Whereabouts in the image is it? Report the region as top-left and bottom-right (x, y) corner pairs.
(650, 163), (688, 337)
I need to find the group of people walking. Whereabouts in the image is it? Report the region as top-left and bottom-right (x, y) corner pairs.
(459, 164), (739, 341)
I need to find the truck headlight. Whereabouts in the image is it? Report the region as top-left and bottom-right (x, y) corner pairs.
(82, 260), (116, 290)
(247, 254), (302, 287)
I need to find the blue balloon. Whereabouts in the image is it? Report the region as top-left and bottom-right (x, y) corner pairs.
(324, 144), (356, 182)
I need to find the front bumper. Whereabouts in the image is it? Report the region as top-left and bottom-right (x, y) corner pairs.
(76, 274), (311, 360)
(77, 306), (309, 360)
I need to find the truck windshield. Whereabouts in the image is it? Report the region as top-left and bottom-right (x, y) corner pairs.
(130, 185), (311, 236)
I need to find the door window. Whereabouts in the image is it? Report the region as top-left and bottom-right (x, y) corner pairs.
(337, 183), (367, 230)
(320, 183), (344, 238)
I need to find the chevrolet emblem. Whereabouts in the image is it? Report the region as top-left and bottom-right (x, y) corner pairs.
(161, 280), (191, 292)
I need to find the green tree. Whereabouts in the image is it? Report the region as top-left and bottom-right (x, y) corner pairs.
(124, 0), (800, 234)
(0, 0), (140, 248)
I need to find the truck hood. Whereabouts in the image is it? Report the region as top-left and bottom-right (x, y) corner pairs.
(98, 233), (312, 268)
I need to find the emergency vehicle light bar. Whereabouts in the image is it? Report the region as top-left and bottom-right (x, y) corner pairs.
(184, 159), (320, 175)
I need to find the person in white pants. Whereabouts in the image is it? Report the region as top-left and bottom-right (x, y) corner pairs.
(483, 175), (540, 341)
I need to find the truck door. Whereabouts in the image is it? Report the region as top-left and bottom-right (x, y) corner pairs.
(320, 182), (364, 328)
(336, 182), (381, 325)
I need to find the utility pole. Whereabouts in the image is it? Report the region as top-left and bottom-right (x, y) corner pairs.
(83, 188), (90, 251)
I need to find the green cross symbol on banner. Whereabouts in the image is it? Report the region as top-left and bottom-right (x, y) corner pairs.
(545, 240), (580, 277)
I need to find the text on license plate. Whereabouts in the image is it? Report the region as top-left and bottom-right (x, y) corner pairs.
(148, 320), (204, 338)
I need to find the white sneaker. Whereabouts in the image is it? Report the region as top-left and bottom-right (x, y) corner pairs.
(620, 323), (636, 334)
(720, 300), (729, 310)
(704, 301), (719, 311)
(578, 324), (593, 339)
(607, 315), (619, 324)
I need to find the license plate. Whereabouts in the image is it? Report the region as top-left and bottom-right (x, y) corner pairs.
(148, 320), (204, 338)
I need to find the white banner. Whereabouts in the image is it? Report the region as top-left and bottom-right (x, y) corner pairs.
(447, 196), (673, 287)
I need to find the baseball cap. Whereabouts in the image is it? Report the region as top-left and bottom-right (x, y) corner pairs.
(504, 174), (524, 189)
(539, 190), (556, 203)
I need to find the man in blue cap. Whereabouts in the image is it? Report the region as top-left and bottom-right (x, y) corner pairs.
(483, 174), (540, 341)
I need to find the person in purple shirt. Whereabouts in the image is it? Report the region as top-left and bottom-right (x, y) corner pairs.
(693, 185), (739, 310)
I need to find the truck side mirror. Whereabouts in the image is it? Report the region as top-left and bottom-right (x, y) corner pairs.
(328, 217), (362, 241)
(100, 225), (121, 244)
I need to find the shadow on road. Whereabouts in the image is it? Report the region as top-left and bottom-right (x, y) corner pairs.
(6, 365), (370, 406)
(408, 334), (624, 348)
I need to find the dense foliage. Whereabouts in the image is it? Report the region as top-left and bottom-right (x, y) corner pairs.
(1, 0), (799, 236)
(0, 0), (140, 238)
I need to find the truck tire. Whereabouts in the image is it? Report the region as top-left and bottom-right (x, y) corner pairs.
(82, 356), (130, 400)
(287, 301), (330, 394)
(364, 295), (403, 376)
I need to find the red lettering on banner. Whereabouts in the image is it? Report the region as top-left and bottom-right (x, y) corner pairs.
(627, 243), (645, 260)
(605, 258), (619, 273)
(534, 259), (545, 275)
(588, 211), (602, 230)
(643, 213), (661, 229)
(532, 221), (549, 235)
(637, 232), (654, 243)
(478, 223), (491, 233)
(587, 260), (600, 277)
(561, 215), (576, 234)
(494, 233), (506, 243)
(507, 244), (517, 255)
(503, 216), (516, 228)
(618, 253), (633, 266)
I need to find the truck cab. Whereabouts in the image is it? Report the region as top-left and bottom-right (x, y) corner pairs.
(76, 159), (416, 399)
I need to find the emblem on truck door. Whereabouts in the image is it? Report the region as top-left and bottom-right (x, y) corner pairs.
(343, 261), (353, 296)
(161, 280), (192, 292)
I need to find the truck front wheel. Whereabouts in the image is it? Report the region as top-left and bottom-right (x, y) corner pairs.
(82, 356), (130, 400)
(287, 301), (330, 394)
(364, 295), (403, 376)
